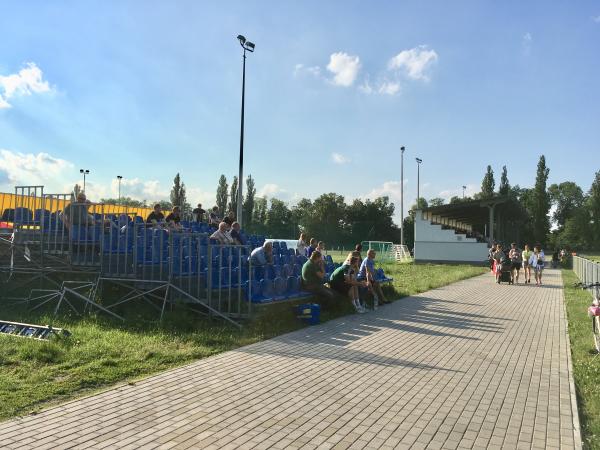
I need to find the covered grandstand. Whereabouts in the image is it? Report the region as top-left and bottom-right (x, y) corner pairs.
(414, 196), (528, 264)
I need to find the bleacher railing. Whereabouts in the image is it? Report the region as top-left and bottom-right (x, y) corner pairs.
(573, 255), (600, 285)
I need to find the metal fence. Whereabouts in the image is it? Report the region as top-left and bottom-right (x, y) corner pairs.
(573, 255), (600, 285)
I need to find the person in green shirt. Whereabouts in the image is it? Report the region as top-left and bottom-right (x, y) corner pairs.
(301, 250), (334, 300)
(330, 254), (368, 313)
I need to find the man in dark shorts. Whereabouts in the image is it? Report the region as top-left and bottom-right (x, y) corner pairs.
(330, 255), (367, 313)
(192, 203), (206, 223)
(509, 242), (522, 284)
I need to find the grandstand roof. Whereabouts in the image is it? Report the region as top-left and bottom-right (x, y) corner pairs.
(420, 196), (525, 226)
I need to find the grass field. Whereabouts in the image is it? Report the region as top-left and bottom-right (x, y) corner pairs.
(562, 269), (600, 449)
(0, 261), (486, 421)
(581, 253), (600, 264)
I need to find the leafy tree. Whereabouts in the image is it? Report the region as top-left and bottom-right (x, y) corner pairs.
(429, 197), (445, 207)
(228, 176), (238, 217)
(242, 175), (256, 227)
(449, 196), (462, 204)
(252, 196), (268, 234)
(531, 155), (550, 243)
(548, 181), (584, 230)
(498, 165), (510, 196)
(588, 171), (600, 249)
(479, 165), (495, 199)
(100, 197), (147, 208)
(309, 193), (348, 244)
(156, 200), (173, 210)
(345, 197), (398, 245)
(412, 197), (428, 211)
(265, 198), (293, 237)
(402, 215), (415, 250)
(216, 175), (228, 216)
(291, 198), (313, 236)
(170, 173), (186, 207)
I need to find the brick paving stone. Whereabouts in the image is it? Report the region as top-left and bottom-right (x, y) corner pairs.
(0, 270), (581, 449)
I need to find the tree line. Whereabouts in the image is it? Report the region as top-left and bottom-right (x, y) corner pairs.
(101, 157), (600, 251)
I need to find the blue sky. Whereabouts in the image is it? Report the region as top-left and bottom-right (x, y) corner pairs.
(1, 0), (599, 223)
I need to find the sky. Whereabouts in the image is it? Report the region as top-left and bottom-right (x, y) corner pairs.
(1, 0), (599, 224)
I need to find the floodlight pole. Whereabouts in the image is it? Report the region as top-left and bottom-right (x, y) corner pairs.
(400, 146), (405, 245)
(416, 158), (422, 209)
(237, 35), (255, 228)
(462, 185), (466, 199)
(79, 169), (89, 193)
(117, 175), (123, 204)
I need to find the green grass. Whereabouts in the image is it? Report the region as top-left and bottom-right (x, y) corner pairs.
(581, 253), (600, 263)
(562, 269), (600, 449)
(0, 262), (486, 421)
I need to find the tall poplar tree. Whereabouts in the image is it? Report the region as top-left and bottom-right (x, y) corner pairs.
(228, 176), (238, 216)
(498, 166), (510, 196)
(480, 165), (495, 198)
(170, 173), (186, 207)
(216, 175), (228, 216)
(531, 155), (550, 243)
(243, 175), (256, 227)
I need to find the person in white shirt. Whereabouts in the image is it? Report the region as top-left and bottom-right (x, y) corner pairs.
(297, 232), (308, 256)
(210, 222), (234, 245)
(528, 245), (545, 286)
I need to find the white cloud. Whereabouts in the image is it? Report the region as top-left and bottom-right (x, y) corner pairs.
(358, 79), (373, 94)
(294, 63), (321, 78)
(109, 177), (168, 201)
(326, 52), (361, 87)
(388, 45), (438, 81)
(258, 183), (286, 198)
(0, 62), (52, 109)
(365, 180), (404, 200)
(438, 183), (478, 201)
(378, 81), (401, 95)
(331, 152), (350, 164)
(522, 32), (533, 55)
(0, 149), (73, 190)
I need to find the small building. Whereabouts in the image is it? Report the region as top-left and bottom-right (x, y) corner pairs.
(414, 197), (528, 264)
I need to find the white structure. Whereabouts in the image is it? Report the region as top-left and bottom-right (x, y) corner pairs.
(414, 210), (488, 264)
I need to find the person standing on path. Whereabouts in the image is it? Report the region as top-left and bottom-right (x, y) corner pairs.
(522, 244), (532, 283)
(529, 245), (545, 286)
(509, 243), (522, 284)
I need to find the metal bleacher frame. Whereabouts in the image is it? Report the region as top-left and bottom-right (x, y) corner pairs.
(0, 185), (254, 328)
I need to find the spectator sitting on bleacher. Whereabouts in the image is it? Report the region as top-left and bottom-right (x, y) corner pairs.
(192, 203), (205, 222)
(210, 222), (234, 245)
(330, 254), (368, 314)
(249, 241), (273, 266)
(354, 244), (363, 265)
(301, 250), (335, 300)
(223, 211), (236, 226)
(165, 206), (183, 231)
(357, 249), (390, 306)
(229, 222), (246, 245)
(146, 204), (165, 227)
(306, 238), (317, 258)
(62, 192), (94, 230)
(297, 232), (308, 256)
(316, 241), (326, 255)
(208, 206), (221, 228)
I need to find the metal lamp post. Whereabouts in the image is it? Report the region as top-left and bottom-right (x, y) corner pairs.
(400, 146), (405, 245)
(236, 34), (255, 228)
(462, 185), (466, 199)
(79, 169), (89, 193)
(117, 175), (123, 204)
(415, 158), (422, 209)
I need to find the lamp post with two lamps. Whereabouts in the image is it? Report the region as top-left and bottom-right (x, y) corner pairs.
(79, 169), (90, 193)
(236, 34), (255, 228)
(415, 158), (423, 209)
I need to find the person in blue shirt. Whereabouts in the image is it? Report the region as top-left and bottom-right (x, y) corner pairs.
(305, 238), (317, 258)
(249, 241), (273, 266)
(357, 249), (390, 307)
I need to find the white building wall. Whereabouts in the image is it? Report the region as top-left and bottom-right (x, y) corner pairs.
(414, 210), (488, 263)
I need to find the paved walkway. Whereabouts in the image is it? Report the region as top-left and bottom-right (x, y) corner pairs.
(0, 269), (581, 449)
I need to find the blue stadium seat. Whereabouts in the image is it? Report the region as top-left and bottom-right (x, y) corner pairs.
(260, 278), (274, 301)
(14, 207), (33, 225)
(280, 242), (288, 252)
(273, 277), (287, 300)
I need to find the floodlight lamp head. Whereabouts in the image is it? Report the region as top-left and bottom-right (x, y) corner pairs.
(416, 158), (422, 164)
(401, 146), (405, 152)
(246, 41), (255, 51)
(237, 35), (246, 44)
(117, 175), (123, 180)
